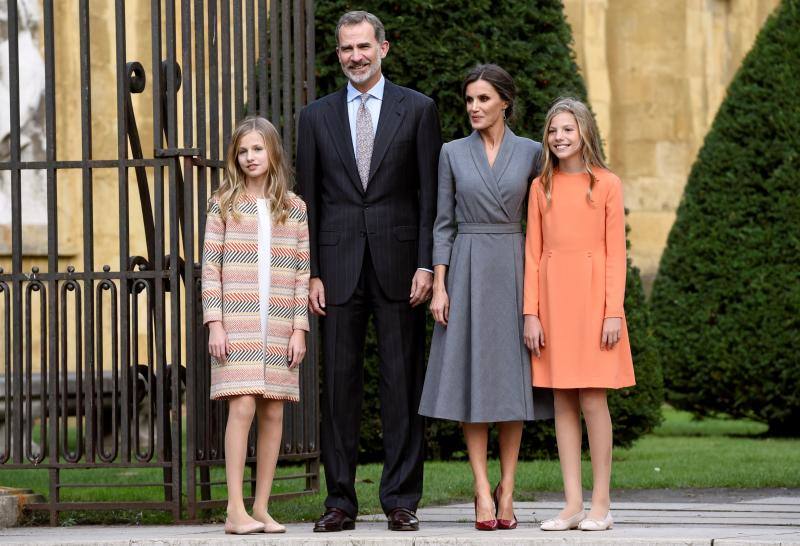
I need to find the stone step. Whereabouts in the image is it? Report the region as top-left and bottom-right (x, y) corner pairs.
(1, 522), (800, 545)
(0, 487), (46, 528)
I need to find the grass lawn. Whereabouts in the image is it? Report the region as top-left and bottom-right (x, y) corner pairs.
(1, 406), (798, 525)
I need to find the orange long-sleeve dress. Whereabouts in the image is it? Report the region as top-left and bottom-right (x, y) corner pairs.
(523, 168), (635, 389)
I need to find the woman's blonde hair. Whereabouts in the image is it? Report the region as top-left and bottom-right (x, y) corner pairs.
(539, 97), (606, 205)
(212, 116), (293, 224)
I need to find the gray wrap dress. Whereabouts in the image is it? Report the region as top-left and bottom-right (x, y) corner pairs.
(419, 129), (554, 423)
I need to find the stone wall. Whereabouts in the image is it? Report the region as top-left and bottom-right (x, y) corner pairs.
(563, 0), (779, 287)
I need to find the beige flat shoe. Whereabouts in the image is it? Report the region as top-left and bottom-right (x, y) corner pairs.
(578, 512), (613, 531)
(540, 509), (586, 531)
(253, 511), (287, 533)
(224, 518), (265, 534)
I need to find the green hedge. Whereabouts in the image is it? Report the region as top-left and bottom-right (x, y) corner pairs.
(313, 0), (663, 460)
(650, 0), (799, 436)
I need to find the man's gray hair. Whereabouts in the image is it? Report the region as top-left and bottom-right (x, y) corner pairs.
(336, 10), (385, 45)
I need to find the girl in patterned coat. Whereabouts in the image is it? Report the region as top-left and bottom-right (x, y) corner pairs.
(202, 116), (310, 534)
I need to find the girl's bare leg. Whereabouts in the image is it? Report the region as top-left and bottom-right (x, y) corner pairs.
(463, 422), (494, 521)
(251, 398), (286, 531)
(225, 395), (260, 525)
(554, 389), (584, 519)
(579, 388), (612, 519)
(496, 420), (523, 521)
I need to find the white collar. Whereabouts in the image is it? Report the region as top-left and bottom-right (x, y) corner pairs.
(347, 75), (385, 103)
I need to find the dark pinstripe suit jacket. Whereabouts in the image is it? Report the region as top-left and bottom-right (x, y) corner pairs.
(296, 80), (442, 305)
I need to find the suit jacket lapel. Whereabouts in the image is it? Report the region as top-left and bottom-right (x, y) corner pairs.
(323, 88), (364, 194)
(368, 80), (406, 184)
(468, 131), (511, 218)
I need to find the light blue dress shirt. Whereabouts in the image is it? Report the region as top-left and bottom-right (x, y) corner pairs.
(346, 76), (384, 158)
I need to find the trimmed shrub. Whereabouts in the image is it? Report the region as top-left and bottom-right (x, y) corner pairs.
(312, 0), (663, 460)
(650, 0), (800, 436)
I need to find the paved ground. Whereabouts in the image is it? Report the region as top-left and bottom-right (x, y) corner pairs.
(1, 492), (798, 545)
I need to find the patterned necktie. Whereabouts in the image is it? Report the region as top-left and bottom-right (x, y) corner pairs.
(356, 93), (373, 190)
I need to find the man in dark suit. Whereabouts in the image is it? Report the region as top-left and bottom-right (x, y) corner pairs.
(296, 10), (441, 533)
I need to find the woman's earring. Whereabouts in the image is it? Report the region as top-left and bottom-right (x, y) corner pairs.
(502, 109), (507, 120)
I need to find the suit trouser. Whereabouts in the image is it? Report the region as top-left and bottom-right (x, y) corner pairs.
(320, 247), (426, 517)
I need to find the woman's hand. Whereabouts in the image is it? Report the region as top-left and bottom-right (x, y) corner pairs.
(429, 286), (450, 326)
(287, 329), (307, 369)
(601, 317), (622, 350)
(208, 321), (229, 361)
(523, 315), (545, 357)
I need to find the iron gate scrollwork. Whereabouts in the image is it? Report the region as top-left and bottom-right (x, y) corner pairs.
(0, 0), (318, 524)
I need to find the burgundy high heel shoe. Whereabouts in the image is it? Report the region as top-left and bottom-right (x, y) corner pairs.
(493, 483), (518, 530)
(474, 496), (498, 531)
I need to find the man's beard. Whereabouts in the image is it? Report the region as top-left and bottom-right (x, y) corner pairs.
(341, 56), (381, 85)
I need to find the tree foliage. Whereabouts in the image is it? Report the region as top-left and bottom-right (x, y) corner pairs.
(650, 0), (800, 436)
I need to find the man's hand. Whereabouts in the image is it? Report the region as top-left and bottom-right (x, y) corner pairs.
(409, 269), (433, 307)
(308, 277), (327, 316)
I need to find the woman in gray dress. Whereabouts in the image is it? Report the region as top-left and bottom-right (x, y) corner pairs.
(419, 64), (553, 530)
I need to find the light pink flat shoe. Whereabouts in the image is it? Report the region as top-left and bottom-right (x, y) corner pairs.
(253, 512), (287, 533)
(578, 512), (613, 531)
(224, 518), (265, 534)
(540, 509), (586, 531)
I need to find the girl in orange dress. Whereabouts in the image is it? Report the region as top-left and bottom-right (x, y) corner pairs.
(523, 98), (635, 532)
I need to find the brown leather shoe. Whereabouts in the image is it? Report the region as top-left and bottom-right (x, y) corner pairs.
(387, 507), (419, 531)
(313, 507), (355, 532)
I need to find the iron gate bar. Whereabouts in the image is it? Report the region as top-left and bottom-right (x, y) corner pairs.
(43, 0), (59, 521)
(185, 1), (203, 522)
(3, 462), (175, 469)
(233, 0), (243, 118)
(182, 0), (193, 146)
(246, 0), (256, 115)
(24, 276), (47, 464)
(116, 0), (132, 476)
(165, 0), (181, 514)
(149, 0), (165, 510)
(221, 0), (232, 145)
(78, 0), (96, 467)
(258, 0), (269, 116)
(8, 0), (23, 468)
(60, 276), (82, 465)
(125, 61), (158, 266)
(270, 0), (279, 125)
(4, 159), (172, 168)
(281, 0), (291, 153)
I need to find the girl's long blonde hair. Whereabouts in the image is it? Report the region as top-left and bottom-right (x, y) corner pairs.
(212, 116), (293, 224)
(539, 97), (606, 205)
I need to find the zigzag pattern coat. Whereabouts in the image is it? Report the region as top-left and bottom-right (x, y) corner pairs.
(201, 192), (310, 401)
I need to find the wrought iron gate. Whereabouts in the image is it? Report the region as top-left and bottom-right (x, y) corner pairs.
(0, 0), (318, 524)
